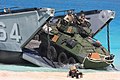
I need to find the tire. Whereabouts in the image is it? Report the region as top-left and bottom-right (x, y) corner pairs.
(58, 52), (68, 65)
(68, 57), (76, 64)
(47, 46), (57, 60)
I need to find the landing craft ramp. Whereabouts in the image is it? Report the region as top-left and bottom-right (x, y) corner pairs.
(78, 10), (115, 36)
(22, 52), (52, 67)
(0, 8), (54, 52)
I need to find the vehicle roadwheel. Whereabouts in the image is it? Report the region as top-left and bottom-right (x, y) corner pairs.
(58, 52), (68, 65)
(68, 57), (76, 64)
(47, 46), (57, 60)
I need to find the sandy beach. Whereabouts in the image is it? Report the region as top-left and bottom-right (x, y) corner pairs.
(0, 71), (120, 80)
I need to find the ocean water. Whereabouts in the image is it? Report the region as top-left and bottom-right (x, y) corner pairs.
(0, 0), (120, 71)
(0, 63), (117, 72)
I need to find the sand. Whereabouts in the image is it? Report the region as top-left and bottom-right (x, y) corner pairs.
(0, 71), (120, 80)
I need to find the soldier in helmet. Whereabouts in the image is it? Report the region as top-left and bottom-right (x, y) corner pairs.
(76, 13), (92, 37)
(67, 65), (83, 79)
(78, 13), (91, 27)
(63, 10), (75, 25)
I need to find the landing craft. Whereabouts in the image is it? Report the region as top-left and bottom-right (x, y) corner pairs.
(0, 7), (115, 69)
(0, 7), (54, 64)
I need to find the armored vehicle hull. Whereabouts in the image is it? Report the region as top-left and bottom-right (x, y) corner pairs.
(38, 10), (115, 69)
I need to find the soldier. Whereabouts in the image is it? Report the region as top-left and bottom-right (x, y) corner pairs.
(76, 13), (92, 37)
(4, 7), (7, 12)
(63, 10), (75, 25)
(67, 65), (83, 79)
(78, 13), (91, 27)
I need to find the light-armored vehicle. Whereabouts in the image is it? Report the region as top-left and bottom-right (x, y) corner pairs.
(38, 10), (115, 69)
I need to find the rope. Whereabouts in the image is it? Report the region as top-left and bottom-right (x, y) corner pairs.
(81, 57), (87, 68)
(107, 23), (110, 53)
(111, 64), (119, 71)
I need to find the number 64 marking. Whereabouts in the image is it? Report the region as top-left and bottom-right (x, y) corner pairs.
(0, 22), (22, 42)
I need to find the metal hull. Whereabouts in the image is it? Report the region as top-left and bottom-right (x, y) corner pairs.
(0, 7), (55, 66)
(0, 51), (28, 64)
(39, 31), (114, 69)
(83, 57), (113, 69)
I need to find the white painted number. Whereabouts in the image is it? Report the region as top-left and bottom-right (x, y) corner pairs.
(0, 22), (7, 41)
(0, 22), (22, 42)
(10, 23), (22, 42)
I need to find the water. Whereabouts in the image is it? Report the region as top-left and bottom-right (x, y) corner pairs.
(0, 0), (120, 71)
(0, 64), (117, 72)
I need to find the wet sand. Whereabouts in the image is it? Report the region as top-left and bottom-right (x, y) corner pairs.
(0, 71), (120, 80)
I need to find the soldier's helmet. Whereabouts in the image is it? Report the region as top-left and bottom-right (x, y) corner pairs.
(67, 10), (73, 15)
(80, 13), (85, 18)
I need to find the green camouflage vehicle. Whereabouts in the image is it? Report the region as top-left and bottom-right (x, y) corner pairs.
(38, 10), (115, 69)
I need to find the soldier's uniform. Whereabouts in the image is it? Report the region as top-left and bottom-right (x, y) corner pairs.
(64, 14), (74, 24)
(63, 10), (75, 25)
(77, 13), (92, 37)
